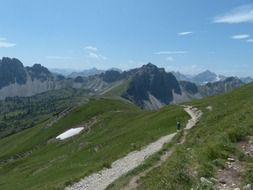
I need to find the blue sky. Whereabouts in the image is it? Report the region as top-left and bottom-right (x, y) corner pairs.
(0, 0), (253, 76)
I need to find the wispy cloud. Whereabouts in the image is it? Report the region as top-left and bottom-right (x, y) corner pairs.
(213, 4), (253, 24)
(88, 52), (107, 60)
(46, 56), (72, 60)
(85, 45), (107, 61)
(0, 38), (16, 48)
(85, 46), (98, 52)
(155, 51), (187, 55)
(247, 38), (253, 42)
(231, 34), (250, 39)
(177, 31), (193, 36)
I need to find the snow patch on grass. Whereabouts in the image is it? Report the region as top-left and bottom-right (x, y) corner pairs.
(56, 127), (84, 140)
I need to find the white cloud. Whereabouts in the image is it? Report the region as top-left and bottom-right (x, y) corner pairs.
(247, 38), (253, 42)
(213, 4), (253, 24)
(231, 34), (250, 39)
(85, 45), (107, 61)
(166, 57), (174, 62)
(155, 51), (187, 55)
(46, 56), (72, 60)
(0, 38), (16, 48)
(88, 52), (107, 60)
(178, 31), (193, 36)
(88, 52), (99, 59)
(85, 46), (98, 52)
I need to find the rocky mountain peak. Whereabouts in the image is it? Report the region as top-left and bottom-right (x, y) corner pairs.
(123, 62), (181, 108)
(0, 57), (57, 99)
(139, 63), (165, 74)
(0, 57), (27, 89)
(0, 57), (24, 67)
(26, 63), (52, 81)
(202, 70), (213, 74)
(142, 62), (157, 69)
(193, 69), (219, 84)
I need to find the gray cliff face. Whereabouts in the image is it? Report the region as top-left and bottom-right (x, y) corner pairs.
(0, 57), (27, 89)
(0, 77), (62, 100)
(122, 63), (182, 108)
(0, 57), (64, 100)
(0, 57), (113, 100)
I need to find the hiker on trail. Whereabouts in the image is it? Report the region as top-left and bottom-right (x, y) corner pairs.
(176, 121), (181, 131)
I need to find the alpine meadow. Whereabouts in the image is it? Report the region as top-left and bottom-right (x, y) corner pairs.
(0, 1), (253, 190)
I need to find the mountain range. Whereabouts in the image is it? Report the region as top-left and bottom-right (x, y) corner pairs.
(0, 57), (249, 109)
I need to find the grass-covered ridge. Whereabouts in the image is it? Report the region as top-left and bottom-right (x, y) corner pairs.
(131, 83), (253, 189)
(0, 98), (188, 190)
(0, 88), (90, 138)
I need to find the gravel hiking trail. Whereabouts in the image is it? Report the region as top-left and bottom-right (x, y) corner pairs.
(121, 105), (202, 190)
(65, 106), (202, 190)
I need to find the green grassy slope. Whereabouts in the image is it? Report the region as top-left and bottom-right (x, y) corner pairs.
(102, 79), (130, 97)
(0, 88), (89, 138)
(0, 98), (188, 190)
(134, 83), (253, 189)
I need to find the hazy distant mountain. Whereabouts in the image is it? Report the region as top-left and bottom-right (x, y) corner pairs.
(50, 68), (77, 76)
(68, 67), (122, 78)
(199, 77), (244, 96)
(193, 70), (217, 84)
(172, 70), (227, 85)
(68, 68), (104, 78)
(240, 77), (253, 84)
(192, 70), (226, 84)
(171, 71), (192, 81)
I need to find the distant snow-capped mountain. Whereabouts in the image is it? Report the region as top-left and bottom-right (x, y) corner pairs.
(172, 70), (227, 85)
(192, 70), (227, 85)
(68, 68), (104, 78)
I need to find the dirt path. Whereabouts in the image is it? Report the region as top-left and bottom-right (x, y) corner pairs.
(215, 136), (253, 190)
(65, 106), (202, 190)
(121, 106), (202, 190)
